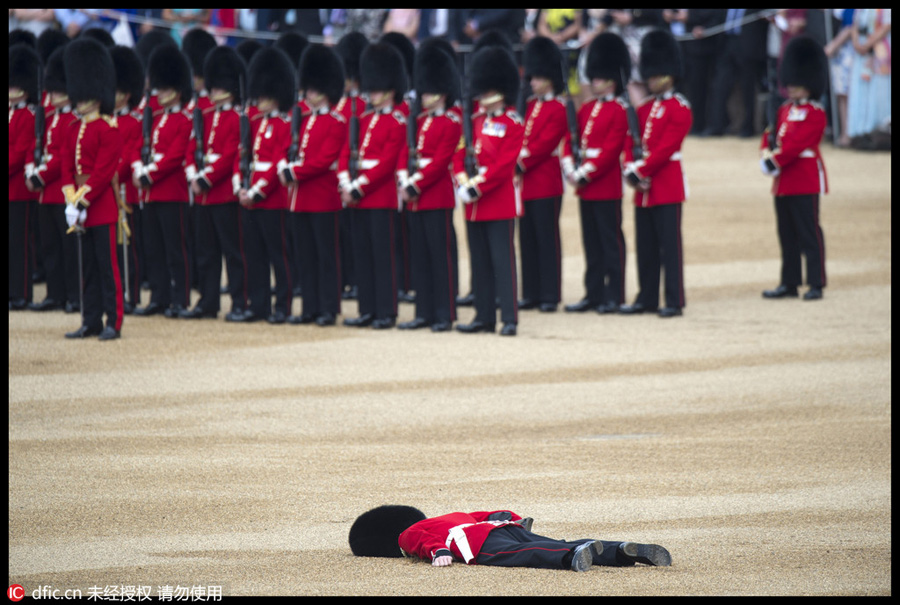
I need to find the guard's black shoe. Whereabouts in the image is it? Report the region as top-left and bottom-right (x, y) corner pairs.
(456, 320), (494, 334)
(65, 325), (102, 339)
(398, 317), (429, 330)
(179, 306), (217, 319)
(267, 311), (288, 324)
(98, 326), (120, 341)
(538, 303), (557, 313)
(430, 321), (452, 332)
(803, 287), (823, 301)
(232, 309), (262, 323)
(456, 292), (475, 307)
(343, 313), (373, 327)
(9, 298), (29, 310)
(570, 541), (596, 572)
(315, 313), (336, 326)
(29, 298), (63, 311)
(565, 299), (597, 313)
(288, 313), (316, 325)
(518, 298), (539, 310)
(596, 301), (620, 314)
(619, 302), (652, 314)
(657, 307), (682, 318)
(372, 317), (395, 330)
(618, 542), (672, 567)
(64, 301), (81, 314)
(164, 305), (185, 318)
(762, 285), (799, 299)
(225, 309), (246, 322)
(499, 323), (517, 336)
(136, 302), (162, 316)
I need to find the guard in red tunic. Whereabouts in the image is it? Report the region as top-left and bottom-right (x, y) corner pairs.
(132, 45), (193, 319)
(562, 32), (631, 315)
(280, 44), (348, 327)
(620, 30), (692, 318)
(28, 47), (81, 313)
(453, 45), (524, 336)
(183, 45), (249, 321)
(760, 36), (829, 302)
(349, 505), (672, 571)
(338, 42), (408, 330)
(396, 43), (462, 332)
(110, 45), (145, 314)
(9, 43), (40, 311)
(518, 36), (568, 314)
(60, 38), (124, 340)
(234, 46), (294, 324)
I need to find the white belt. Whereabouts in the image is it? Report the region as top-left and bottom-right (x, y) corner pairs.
(445, 520), (513, 564)
(253, 161), (273, 171)
(799, 149), (816, 158)
(359, 159), (380, 170)
(205, 152), (222, 164)
(669, 152), (682, 161)
(584, 148), (601, 159)
(417, 157), (433, 169)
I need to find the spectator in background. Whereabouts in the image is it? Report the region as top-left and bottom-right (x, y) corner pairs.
(416, 9), (451, 42)
(682, 9), (723, 136)
(160, 9), (210, 45)
(605, 9), (666, 106)
(383, 9), (420, 41)
(345, 9), (388, 41)
(54, 10), (113, 38)
(847, 8), (892, 143)
(824, 9), (856, 148)
(272, 9), (324, 38)
(9, 9), (57, 37)
(451, 9), (525, 48)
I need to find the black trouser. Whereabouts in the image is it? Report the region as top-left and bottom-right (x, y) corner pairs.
(352, 208), (397, 321)
(394, 209), (413, 294)
(9, 200), (35, 303)
(409, 208), (457, 324)
(294, 210), (342, 317)
(774, 194), (826, 289)
(78, 223), (124, 331)
(194, 202), (248, 314)
(467, 218), (518, 326)
(242, 207), (292, 317)
(142, 202), (191, 308)
(519, 196), (562, 305)
(633, 203), (685, 310)
(476, 526), (636, 569)
(578, 197), (626, 306)
(339, 207), (355, 291)
(37, 202), (79, 305)
(117, 205), (142, 307)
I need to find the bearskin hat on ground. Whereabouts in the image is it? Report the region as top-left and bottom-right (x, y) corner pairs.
(9, 43), (41, 104)
(110, 45), (144, 110)
(148, 44), (192, 105)
(586, 32), (632, 96)
(469, 45), (521, 107)
(638, 29), (683, 82)
(299, 44), (345, 107)
(204, 45), (245, 105)
(37, 28), (70, 65)
(360, 42), (408, 104)
(349, 505), (427, 558)
(414, 42), (460, 107)
(64, 37), (116, 114)
(43, 47), (67, 94)
(248, 46), (296, 113)
(780, 35), (828, 100)
(181, 27), (217, 81)
(523, 35), (565, 95)
(335, 31), (369, 85)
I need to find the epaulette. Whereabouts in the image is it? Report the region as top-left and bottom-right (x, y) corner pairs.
(446, 111), (461, 124)
(331, 110), (347, 124)
(391, 109), (406, 124)
(505, 108), (523, 125)
(674, 92), (691, 109)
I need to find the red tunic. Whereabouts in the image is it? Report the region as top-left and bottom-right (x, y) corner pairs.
(35, 108), (78, 205)
(285, 107), (347, 213)
(337, 107), (406, 210)
(400, 108), (461, 212)
(399, 511), (528, 564)
(114, 108), (142, 206)
(563, 94), (629, 201)
(761, 100), (828, 197)
(519, 94), (567, 200)
(140, 106), (191, 203)
(61, 113), (123, 228)
(9, 102), (36, 201)
(240, 111), (290, 210)
(453, 108), (524, 222)
(626, 91), (692, 207)
(186, 104), (241, 205)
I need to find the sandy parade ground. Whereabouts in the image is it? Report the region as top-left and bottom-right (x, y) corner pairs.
(9, 134), (891, 596)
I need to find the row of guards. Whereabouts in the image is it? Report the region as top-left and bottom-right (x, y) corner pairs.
(9, 25), (829, 340)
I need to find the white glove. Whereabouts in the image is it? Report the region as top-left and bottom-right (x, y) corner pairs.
(456, 185), (475, 204)
(760, 158), (780, 177)
(65, 204), (80, 227)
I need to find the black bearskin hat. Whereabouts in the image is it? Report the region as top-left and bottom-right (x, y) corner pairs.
(134, 28), (177, 68)
(639, 29), (683, 82)
(349, 505), (427, 558)
(586, 32), (632, 96)
(235, 38), (263, 66)
(9, 43), (41, 104)
(79, 27), (115, 48)
(335, 31), (369, 84)
(299, 44), (345, 107)
(473, 29), (515, 56)
(9, 28), (36, 48)
(110, 45), (145, 110)
(379, 31), (416, 84)
(37, 28), (70, 65)
(43, 47), (67, 95)
(523, 35), (565, 95)
(148, 44), (192, 105)
(204, 45), (245, 105)
(274, 31), (309, 70)
(780, 35), (828, 100)
(414, 42), (460, 107)
(360, 42), (408, 104)
(469, 45), (521, 107)
(64, 38), (116, 115)
(248, 46), (296, 113)
(181, 27), (217, 81)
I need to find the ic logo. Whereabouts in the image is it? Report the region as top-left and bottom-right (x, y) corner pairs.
(7, 585), (25, 602)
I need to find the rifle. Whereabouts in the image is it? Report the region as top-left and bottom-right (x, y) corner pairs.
(288, 90), (303, 163)
(561, 53), (581, 167)
(34, 62), (45, 168)
(406, 93), (421, 175)
(620, 67), (643, 161)
(192, 91), (205, 170)
(461, 53), (478, 179)
(765, 58), (778, 150)
(348, 91), (360, 180)
(140, 89), (153, 166)
(238, 75), (252, 190)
